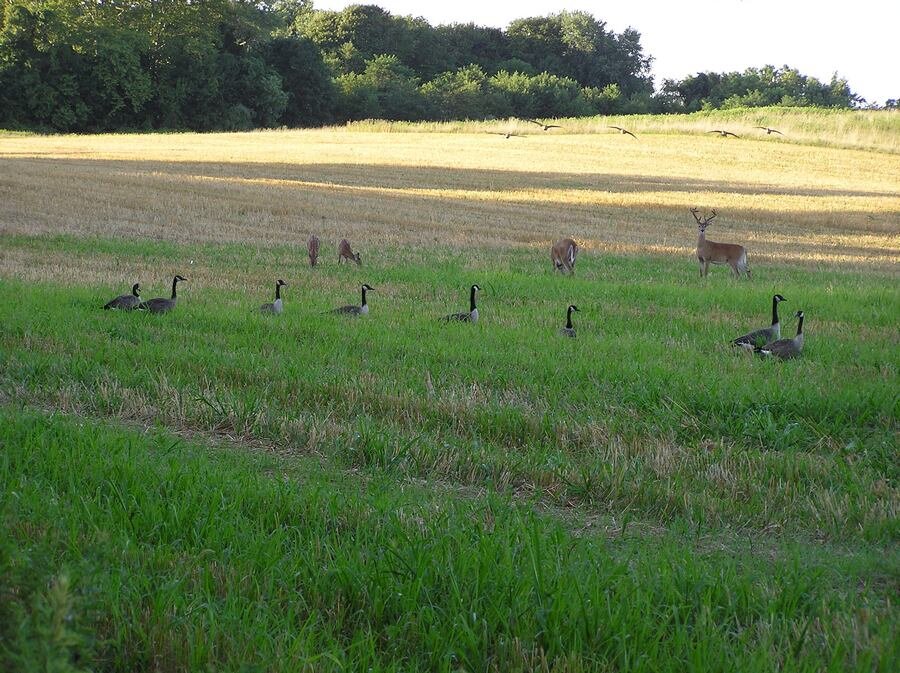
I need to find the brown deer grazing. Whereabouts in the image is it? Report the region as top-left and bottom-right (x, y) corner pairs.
(307, 235), (319, 267)
(551, 238), (578, 274)
(691, 208), (750, 278)
(338, 239), (361, 266)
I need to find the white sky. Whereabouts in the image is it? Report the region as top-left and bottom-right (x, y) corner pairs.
(312, 0), (899, 104)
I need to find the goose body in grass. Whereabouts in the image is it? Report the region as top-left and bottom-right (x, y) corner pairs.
(442, 284), (480, 323)
(732, 294), (785, 350)
(259, 279), (287, 314)
(103, 283), (141, 310)
(558, 304), (579, 338)
(755, 311), (805, 360)
(333, 284), (374, 316)
(136, 275), (186, 314)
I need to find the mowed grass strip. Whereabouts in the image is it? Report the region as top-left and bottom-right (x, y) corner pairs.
(1, 239), (896, 544)
(1, 407), (897, 672)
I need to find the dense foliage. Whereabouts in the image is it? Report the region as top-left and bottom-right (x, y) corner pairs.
(0, 1), (863, 131)
(659, 65), (862, 112)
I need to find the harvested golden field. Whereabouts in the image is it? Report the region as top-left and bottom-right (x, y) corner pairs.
(1, 112), (898, 281)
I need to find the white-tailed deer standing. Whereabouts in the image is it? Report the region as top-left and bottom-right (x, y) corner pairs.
(551, 238), (578, 274)
(307, 235), (319, 267)
(338, 239), (361, 266)
(691, 209), (749, 278)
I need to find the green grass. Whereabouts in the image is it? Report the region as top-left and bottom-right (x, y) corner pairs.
(2, 235), (897, 544)
(1, 231), (898, 669)
(2, 408), (896, 672)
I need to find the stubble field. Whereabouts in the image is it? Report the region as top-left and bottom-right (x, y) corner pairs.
(1, 108), (898, 671)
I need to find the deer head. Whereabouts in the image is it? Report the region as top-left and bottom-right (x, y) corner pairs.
(690, 208), (717, 232)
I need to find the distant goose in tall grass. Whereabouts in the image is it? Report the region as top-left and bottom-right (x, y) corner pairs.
(524, 118), (562, 131)
(333, 284), (374, 316)
(443, 284), (480, 323)
(707, 130), (739, 138)
(608, 126), (637, 138)
(732, 294), (786, 350)
(487, 132), (525, 139)
(755, 311), (805, 360)
(755, 126), (783, 135)
(103, 283), (141, 310)
(136, 275), (186, 314)
(559, 304), (579, 338)
(259, 279), (286, 314)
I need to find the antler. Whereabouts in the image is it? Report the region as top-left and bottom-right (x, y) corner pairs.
(690, 207), (703, 224)
(706, 209), (718, 223)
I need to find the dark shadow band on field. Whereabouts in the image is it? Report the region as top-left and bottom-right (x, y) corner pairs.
(2, 155), (898, 200)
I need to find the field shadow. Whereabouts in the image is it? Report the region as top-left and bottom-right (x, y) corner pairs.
(2, 156), (897, 199)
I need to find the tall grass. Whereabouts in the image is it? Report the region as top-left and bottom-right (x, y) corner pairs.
(2, 409), (896, 672)
(340, 107), (900, 153)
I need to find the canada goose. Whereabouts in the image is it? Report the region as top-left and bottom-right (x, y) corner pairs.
(608, 126), (637, 138)
(259, 279), (287, 314)
(487, 132), (525, 139)
(333, 284), (374, 316)
(103, 283), (141, 310)
(755, 126), (783, 135)
(443, 284), (480, 323)
(136, 275), (186, 314)
(707, 130), (739, 138)
(559, 304), (579, 338)
(732, 294), (786, 350)
(755, 311), (805, 360)
(524, 119), (562, 131)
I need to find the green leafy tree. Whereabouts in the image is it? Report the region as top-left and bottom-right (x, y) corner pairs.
(664, 65), (861, 111)
(490, 70), (591, 118)
(360, 54), (423, 120)
(435, 23), (509, 73)
(421, 64), (509, 120)
(582, 83), (622, 114)
(263, 36), (335, 126)
(218, 52), (287, 129)
(84, 28), (153, 128)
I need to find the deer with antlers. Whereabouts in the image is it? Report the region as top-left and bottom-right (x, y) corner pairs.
(691, 208), (750, 278)
(550, 238), (578, 274)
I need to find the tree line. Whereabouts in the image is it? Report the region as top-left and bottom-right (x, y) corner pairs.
(0, 1), (867, 133)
